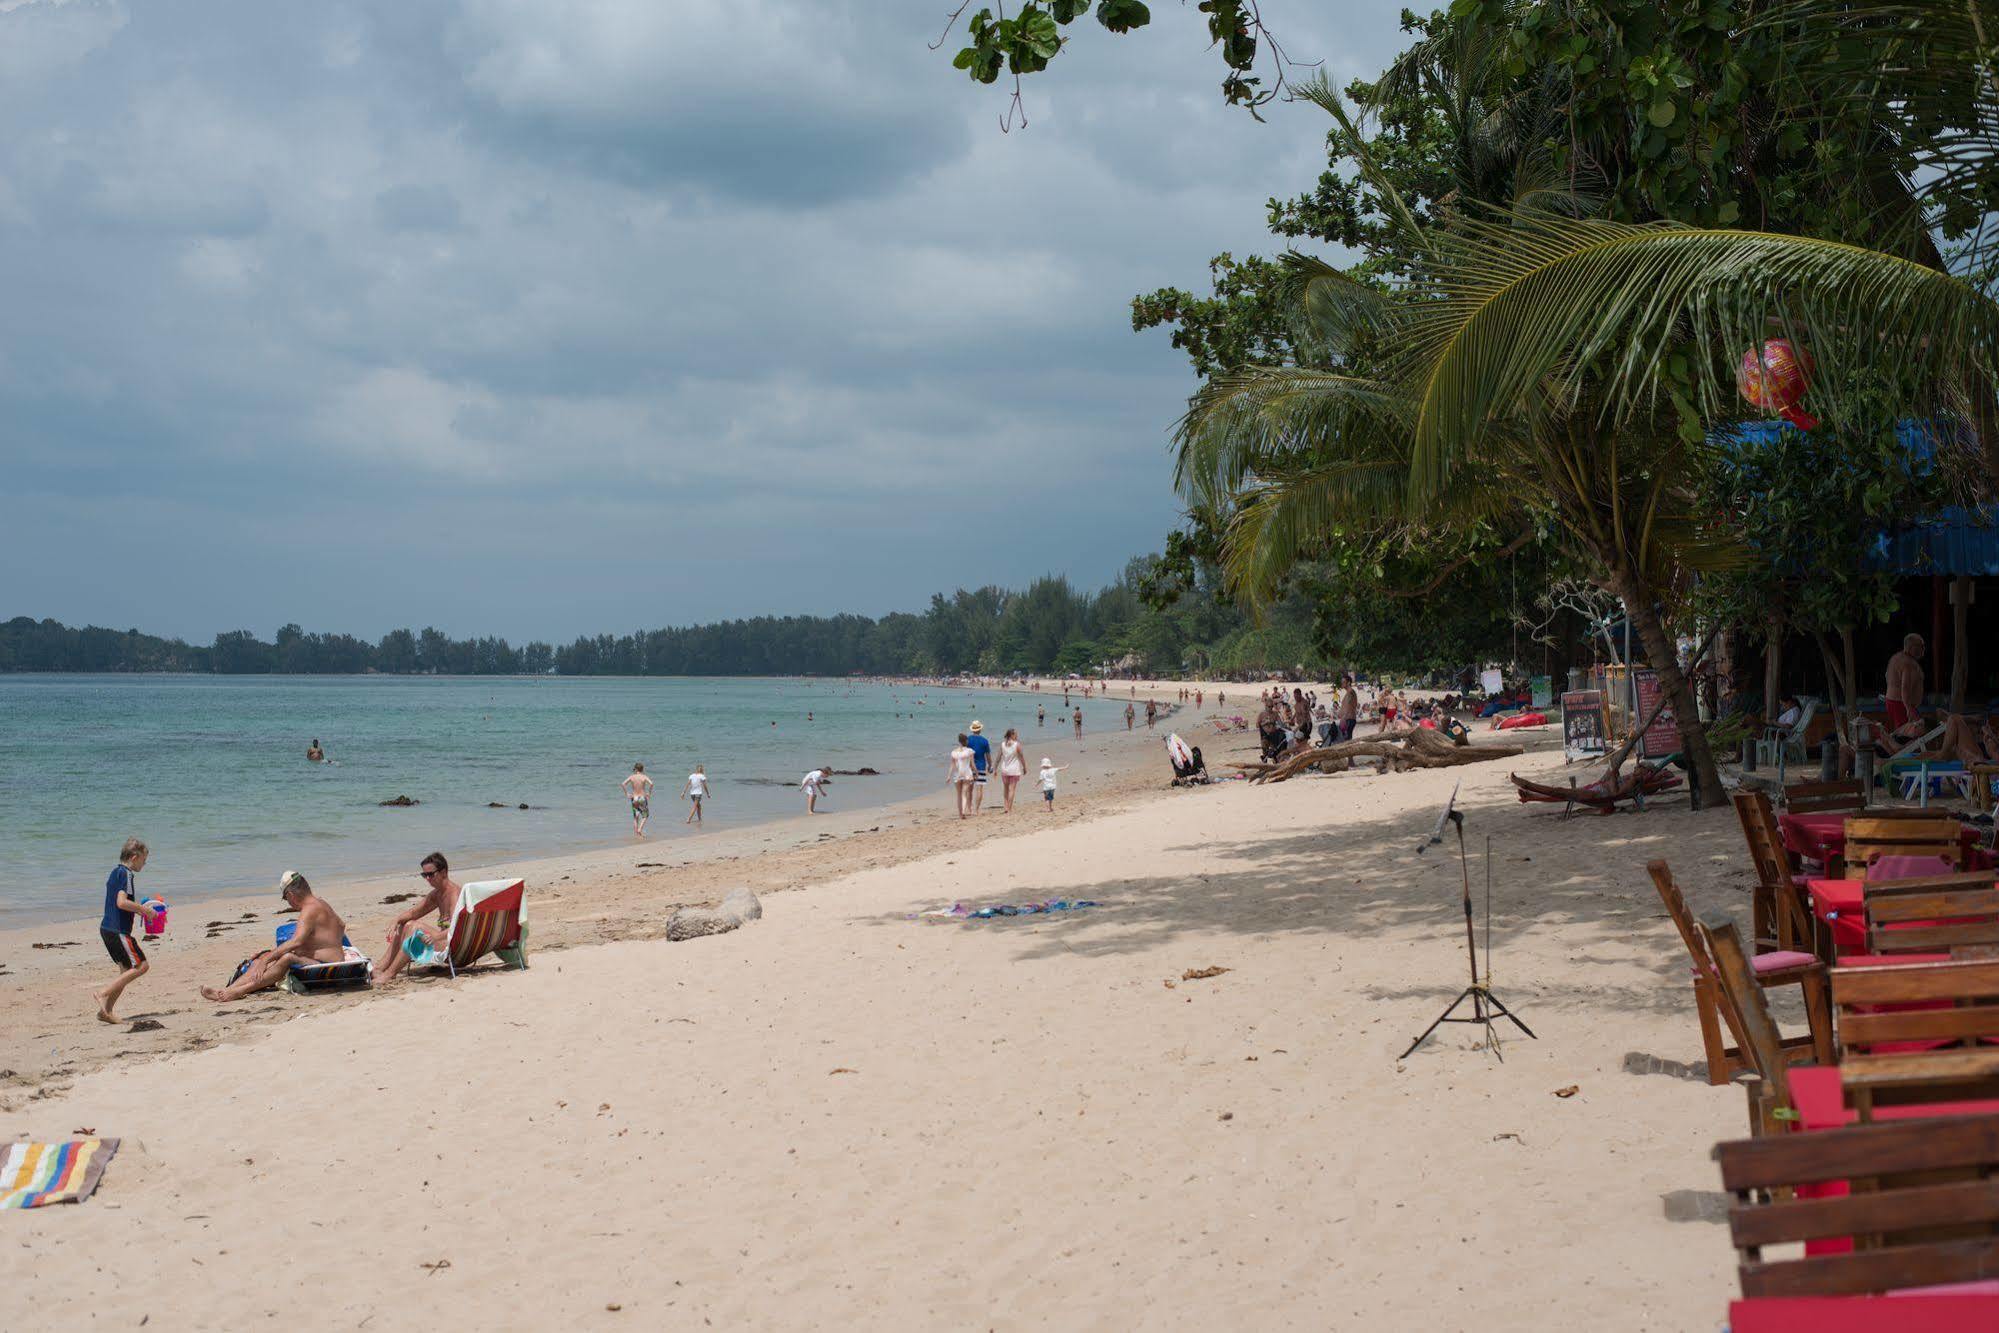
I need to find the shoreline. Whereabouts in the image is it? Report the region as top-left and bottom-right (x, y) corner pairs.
(0, 711), (1756, 1328)
(0, 691), (1203, 1094)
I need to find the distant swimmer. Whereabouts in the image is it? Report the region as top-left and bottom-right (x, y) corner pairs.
(1073, 706), (1083, 739)
(623, 762), (654, 837)
(682, 764), (707, 825)
(306, 738), (325, 762)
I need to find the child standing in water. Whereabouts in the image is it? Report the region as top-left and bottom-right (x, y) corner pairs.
(96, 837), (155, 1023)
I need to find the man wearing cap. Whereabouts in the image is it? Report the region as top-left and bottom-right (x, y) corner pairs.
(199, 871), (349, 1002)
(965, 721), (992, 813)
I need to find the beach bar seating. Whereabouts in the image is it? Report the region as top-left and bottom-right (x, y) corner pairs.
(1714, 1113), (1999, 1330)
(1735, 790), (1815, 954)
(1650, 862), (1830, 1089)
(1784, 778), (1867, 816)
(1832, 960), (1999, 1121)
(1845, 817), (1969, 877)
(1861, 872), (1999, 959)
(431, 878), (529, 978)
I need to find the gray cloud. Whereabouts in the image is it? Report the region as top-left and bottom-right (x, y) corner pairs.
(0, 0), (1414, 642)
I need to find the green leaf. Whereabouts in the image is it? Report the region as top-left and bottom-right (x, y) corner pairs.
(1097, 0), (1150, 33)
(1648, 99), (1677, 128)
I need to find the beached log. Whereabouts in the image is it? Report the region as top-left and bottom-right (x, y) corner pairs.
(666, 888), (763, 941)
(1254, 732), (1524, 783)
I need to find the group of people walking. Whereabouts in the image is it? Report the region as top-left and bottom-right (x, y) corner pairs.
(947, 720), (1065, 817)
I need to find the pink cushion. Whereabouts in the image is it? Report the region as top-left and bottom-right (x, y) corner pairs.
(1753, 949), (1818, 973)
(1868, 854), (1957, 882)
(1733, 1293), (1999, 1331)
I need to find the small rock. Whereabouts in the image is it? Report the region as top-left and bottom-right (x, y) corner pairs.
(127, 1019), (166, 1033)
(378, 795), (420, 807)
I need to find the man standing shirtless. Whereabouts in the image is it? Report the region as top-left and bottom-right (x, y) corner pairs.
(1886, 634), (1927, 737)
(622, 762), (654, 836)
(201, 871), (348, 1002)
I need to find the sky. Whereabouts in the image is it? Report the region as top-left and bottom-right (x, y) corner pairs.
(0, 0), (1415, 643)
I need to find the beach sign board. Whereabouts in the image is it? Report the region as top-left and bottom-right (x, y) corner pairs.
(1560, 690), (1606, 759)
(1631, 669), (1680, 759)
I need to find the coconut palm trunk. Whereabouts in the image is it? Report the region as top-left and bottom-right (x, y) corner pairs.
(1603, 568), (1723, 806)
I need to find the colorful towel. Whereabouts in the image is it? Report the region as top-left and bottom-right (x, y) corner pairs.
(1, 1138), (120, 1209)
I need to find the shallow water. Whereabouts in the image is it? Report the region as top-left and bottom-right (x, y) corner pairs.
(0, 674), (1130, 921)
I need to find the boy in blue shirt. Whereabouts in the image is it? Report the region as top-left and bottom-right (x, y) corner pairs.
(965, 721), (992, 813)
(96, 837), (153, 1023)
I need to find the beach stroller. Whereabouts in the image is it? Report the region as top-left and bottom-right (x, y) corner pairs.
(425, 878), (530, 977)
(1166, 733), (1209, 785)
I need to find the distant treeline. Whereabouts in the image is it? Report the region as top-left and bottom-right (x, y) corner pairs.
(1, 561), (1328, 678)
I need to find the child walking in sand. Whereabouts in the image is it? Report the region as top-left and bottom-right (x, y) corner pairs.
(95, 837), (157, 1023)
(682, 764), (707, 824)
(1038, 758), (1068, 812)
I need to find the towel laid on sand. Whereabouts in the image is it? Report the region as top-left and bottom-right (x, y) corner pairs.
(1, 1138), (120, 1209)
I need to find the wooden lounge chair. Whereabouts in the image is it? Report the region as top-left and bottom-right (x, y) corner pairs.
(1863, 872), (1999, 959)
(1734, 790), (1814, 954)
(1844, 816), (1966, 877)
(1784, 778), (1867, 815)
(1832, 959), (1999, 1120)
(1714, 1112), (1999, 1325)
(1698, 910), (1821, 1136)
(1649, 862), (1831, 1089)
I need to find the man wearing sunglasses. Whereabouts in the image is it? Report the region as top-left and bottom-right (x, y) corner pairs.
(373, 852), (462, 986)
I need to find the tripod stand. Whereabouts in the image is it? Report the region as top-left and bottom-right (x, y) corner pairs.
(1399, 813), (1536, 1060)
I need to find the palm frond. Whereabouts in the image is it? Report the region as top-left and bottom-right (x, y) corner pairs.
(1173, 366), (1408, 507)
(1277, 253), (1400, 352)
(1400, 213), (1999, 497)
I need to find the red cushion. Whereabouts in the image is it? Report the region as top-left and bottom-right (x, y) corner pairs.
(1732, 1293), (1999, 1331)
(1753, 949), (1817, 973)
(1868, 854), (1957, 882)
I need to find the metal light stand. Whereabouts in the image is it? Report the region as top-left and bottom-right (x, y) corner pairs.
(1400, 816), (1537, 1060)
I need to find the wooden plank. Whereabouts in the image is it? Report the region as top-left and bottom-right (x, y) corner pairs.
(1868, 892), (1999, 922)
(1841, 1049), (1999, 1089)
(1740, 1235), (1999, 1299)
(1834, 960), (1999, 1004)
(1729, 1177), (1999, 1249)
(1841, 1006), (1999, 1046)
(1714, 1116), (1999, 1191)
(1865, 873), (1999, 898)
(1870, 923), (1999, 951)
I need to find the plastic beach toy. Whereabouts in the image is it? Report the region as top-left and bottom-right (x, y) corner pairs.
(142, 897), (168, 934)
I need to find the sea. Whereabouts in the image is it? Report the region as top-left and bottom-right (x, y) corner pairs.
(0, 674), (1133, 924)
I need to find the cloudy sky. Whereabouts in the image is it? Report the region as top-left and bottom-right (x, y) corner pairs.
(1, 0), (1413, 642)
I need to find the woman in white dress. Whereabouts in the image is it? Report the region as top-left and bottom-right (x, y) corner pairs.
(997, 727), (1027, 813)
(947, 733), (976, 819)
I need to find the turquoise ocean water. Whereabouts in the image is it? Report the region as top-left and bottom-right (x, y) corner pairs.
(0, 675), (1132, 923)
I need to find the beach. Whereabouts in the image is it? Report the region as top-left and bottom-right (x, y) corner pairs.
(0, 687), (1753, 1329)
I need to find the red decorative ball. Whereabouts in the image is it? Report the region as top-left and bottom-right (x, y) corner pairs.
(1737, 338), (1818, 429)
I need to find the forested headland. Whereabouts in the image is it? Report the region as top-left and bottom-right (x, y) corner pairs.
(1, 546), (1521, 679)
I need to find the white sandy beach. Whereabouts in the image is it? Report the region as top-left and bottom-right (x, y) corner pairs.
(0, 695), (1760, 1330)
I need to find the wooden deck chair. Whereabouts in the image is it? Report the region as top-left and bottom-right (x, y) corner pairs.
(1784, 778), (1868, 815)
(1863, 872), (1999, 958)
(1714, 1112), (1999, 1315)
(1700, 911), (1822, 1136)
(1734, 791), (1814, 954)
(436, 878), (529, 977)
(1844, 817), (1966, 878)
(1649, 861), (1832, 1090)
(1832, 959), (1999, 1121)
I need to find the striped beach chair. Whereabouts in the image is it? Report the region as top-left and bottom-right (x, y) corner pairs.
(435, 878), (529, 978)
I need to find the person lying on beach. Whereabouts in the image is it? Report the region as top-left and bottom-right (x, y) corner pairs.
(1931, 711), (1999, 765)
(371, 852), (461, 986)
(201, 871), (347, 1002)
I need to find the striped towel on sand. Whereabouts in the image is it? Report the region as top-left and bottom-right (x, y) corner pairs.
(2, 1138), (120, 1209)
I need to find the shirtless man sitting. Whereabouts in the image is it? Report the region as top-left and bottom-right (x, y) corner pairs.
(372, 852), (462, 986)
(201, 871), (348, 1002)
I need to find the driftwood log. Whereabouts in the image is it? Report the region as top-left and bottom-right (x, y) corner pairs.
(1247, 727), (1524, 783)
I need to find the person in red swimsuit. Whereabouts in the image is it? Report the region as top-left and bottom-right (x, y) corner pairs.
(1885, 633), (1926, 736)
